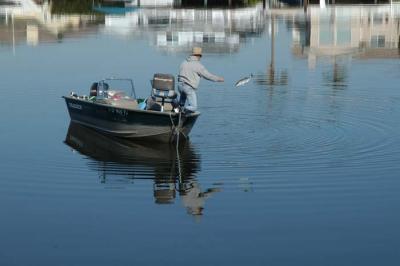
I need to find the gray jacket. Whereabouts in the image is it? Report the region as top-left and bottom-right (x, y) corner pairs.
(178, 56), (221, 89)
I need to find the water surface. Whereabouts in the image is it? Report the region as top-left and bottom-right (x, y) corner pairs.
(1, 2), (400, 265)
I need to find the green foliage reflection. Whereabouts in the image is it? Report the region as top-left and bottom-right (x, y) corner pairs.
(50, 0), (99, 14)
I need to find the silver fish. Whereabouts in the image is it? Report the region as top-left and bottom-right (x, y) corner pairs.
(235, 74), (253, 87)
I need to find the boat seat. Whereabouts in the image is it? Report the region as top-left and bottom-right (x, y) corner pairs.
(150, 73), (177, 111)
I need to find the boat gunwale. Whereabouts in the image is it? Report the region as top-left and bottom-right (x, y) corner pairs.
(62, 95), (201, 118)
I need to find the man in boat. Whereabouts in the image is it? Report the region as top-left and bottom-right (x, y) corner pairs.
(178, 47), (224, 113)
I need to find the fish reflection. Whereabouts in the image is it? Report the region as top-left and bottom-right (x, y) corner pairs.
(64, 122), (219, 218)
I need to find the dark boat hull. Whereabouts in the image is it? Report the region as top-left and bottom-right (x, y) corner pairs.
(63, 96), (199, 142)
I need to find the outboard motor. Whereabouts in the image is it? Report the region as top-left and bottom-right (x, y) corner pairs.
(152, 73), (175, 90)
(90, 82), (98, 97)
(148, 73), (177, 112)
(92, 82), (109, 99)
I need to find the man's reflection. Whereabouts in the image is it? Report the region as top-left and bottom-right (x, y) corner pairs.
(179, 181), (220, 218)
(64, 122), (219, 218)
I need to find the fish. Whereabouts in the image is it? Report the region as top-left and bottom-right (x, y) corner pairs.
(235, 74), (253, 87)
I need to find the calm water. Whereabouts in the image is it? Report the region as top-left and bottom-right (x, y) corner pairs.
(1, 2), (400, 265)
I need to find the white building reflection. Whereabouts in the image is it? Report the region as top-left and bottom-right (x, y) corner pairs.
(291, 5), (400, 65)
(103, 4), (266, 54)
(0, 0), (265, 54)
(3, 1), (399, 58)
(130, 0), (174, 7)
(0, 0), (103, 47)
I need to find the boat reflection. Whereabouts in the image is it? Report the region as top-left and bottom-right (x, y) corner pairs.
(64, 122), (220, 218)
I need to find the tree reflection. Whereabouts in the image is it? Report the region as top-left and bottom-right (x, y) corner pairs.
(50, 0), (100, 14)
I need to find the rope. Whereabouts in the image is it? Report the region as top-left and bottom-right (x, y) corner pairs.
(168, 110), (187, 186)
(168, 111), (184, 189)
(176, 132), (183, 184)
(169, 110), (187, 143)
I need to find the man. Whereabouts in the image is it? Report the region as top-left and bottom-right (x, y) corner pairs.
(178, 47), (224, 112)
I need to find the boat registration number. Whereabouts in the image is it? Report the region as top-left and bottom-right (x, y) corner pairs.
(108, 108), (128, 117)
(69, 103), (82, 110)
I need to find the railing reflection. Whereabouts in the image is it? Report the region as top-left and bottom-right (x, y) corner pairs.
(64, 122), (220, 219)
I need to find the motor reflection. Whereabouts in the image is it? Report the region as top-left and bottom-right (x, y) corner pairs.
(64, 122), (220, 218)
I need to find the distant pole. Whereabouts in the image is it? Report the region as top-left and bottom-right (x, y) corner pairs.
(270, 16), (275, 82)
(304, 0), (308, 12)
(263, 0), (266, 9)
(398, 35), (400, 51)
(12, 13), (15, 55)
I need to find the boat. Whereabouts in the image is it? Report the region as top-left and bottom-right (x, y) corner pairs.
(92, 0), (138, 15)
(63, 74), (200, 142)
(93, 6), (137, 14)
(93, 0), (138, 15)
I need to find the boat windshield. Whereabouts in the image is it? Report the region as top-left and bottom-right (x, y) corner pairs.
(98, 78), (136, 99)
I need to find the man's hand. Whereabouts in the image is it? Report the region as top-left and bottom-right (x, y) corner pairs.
(217, 77), (224, 82)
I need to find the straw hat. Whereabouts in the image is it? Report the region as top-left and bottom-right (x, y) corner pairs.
(192, 47), (202, 56)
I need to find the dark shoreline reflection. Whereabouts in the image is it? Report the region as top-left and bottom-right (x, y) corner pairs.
(64, 122), (220, 219)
